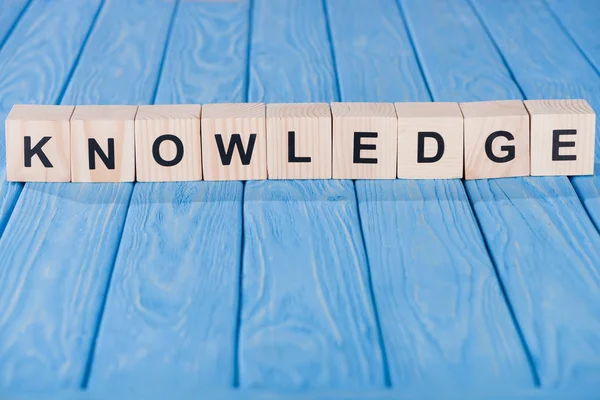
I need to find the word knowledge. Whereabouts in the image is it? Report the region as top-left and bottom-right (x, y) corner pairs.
(5, 100), (595, 182)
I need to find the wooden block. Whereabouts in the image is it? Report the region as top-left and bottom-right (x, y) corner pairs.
(201, 103), (266, 181)
(266, 103), (332, 179)
(460, 100), (530, 180)
(331, 102), (397, 179)
(5, 105), (74, 182)
(70, 105), (137, 182)
(395, 102), (463, 179)
(524, 99), (595, 176)
(134, 104), (202, 182)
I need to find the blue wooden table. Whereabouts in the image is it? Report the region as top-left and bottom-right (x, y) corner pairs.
(0, 0), (599, 398)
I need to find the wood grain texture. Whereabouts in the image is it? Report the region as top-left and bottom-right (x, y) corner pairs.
(0, 182), (132, 389)
(153, 0), (250, 104)
(241, 180), (386, 389)
(469, 0), (600, 387)
(0, 0), (102, 234)
(135, 104), (203, 182)
(356, 179), (535, 389)
(325, 0), (429, 103)
(266, 103), (332, 179)
(4, 386), (600, 400)
(329, 0), (534, 389)
(249, 0), (337, 103)
(331, 102), (397, 179)
(239, 0), (386, 390)
(404, 0), (600, 388)
(525, 99), (595, 176)
(87, 181), (243, 389)
(0, 0), (30, 46)
(543, 0), (600, 231)
(201, 103), (267, 181)
(86, 0), (248, 390)
(70, 105), (137, 182)
(0, 0), (175, 390)
(460, 100), (530, 179)
(395, 102), (463, 179)
(5, 105), (74, 182)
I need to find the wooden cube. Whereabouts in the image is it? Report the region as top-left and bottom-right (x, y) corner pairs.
(524, 99), (595, 176)
(395, 102), (463, 179)
(5, 105), (74, 182)
(266, 103), (331, 179)
(331, 102), (397, 179)
(135, 105), (202, 182)
(71, 105), (137, 182)
(201, 103), (266, 181)
(460, 100), (530, 180)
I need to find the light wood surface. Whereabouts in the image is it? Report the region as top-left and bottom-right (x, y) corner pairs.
(70, 105), (137, 182)
(201, 103), (266, 181)
(5, 105), (74, 182)
(525, 99), (595, 176)
(266, 103), (332, 179)
(135, 104), (202, 182)
(331, 102), (397, 179)
(460, 100), (530, 179)
(395, 102), (463, 179)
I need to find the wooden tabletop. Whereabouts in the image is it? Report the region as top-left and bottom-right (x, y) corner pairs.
(0, 0), (599, 398)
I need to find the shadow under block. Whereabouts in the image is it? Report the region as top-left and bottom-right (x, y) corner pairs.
(266, 103), (332, 179)
(331, 102), (397, 179)
(5, 105), (75, 182)
(135, 104), (202, 182)
(70, 105), (137, 182)
(395, 102), (463, 179)
(524, 99), (595, 177)
(201, 103), (266, 181)
(460, 100), (530, 180)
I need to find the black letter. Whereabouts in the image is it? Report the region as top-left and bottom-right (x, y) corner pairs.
(417, 131), (445, 163)
(288, 131), (311, 163)
(552, 129), (577, 161)
(485, 130), (515, 163)
(88, 138), (115, 170)
(215, 134), (257, 166)
(152, 134), (184, 167)
(24, 136), (53, 168)
(353, 132), (378, 164)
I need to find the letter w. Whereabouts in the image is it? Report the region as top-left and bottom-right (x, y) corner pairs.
(214, 134), (257, 166)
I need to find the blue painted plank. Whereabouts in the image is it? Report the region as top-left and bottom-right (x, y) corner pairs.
(0, 0), (30, 48)
(239, 0), (386, 389)
(3, 386), (600, 400)
(0, 0), (102, 236)
(153, 0), (250, 104)
(546, 0), (600, 77)
(87, 0), (249, 389)
(469, 0), (600, 387)
(327, 0), (533, 389)
(0, 0), (175, 390)
(402, 0), (600, 388)
(545, 0), (600, 232)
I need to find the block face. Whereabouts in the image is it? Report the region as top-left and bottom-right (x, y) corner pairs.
(266, 103), (332, 179)
(331, 102), (397, 179)
(460, 100), (530, 180)
(395, 102), (463, 179)
(525, 99), (595, 176)
(135, 104), (202, 182)
(201, 103), (266, 181)
(5, 105), (74, 182)
(70, 105), (137, 182)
